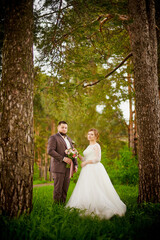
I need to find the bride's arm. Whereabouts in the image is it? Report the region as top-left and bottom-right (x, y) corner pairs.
(81, 145), (101, 167)
(81, 160), (93, 167)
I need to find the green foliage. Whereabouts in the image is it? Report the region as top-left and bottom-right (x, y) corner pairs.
(116, 146), (138, 185)
(34, 0), (132, 106)
(33, 67), (128, 161)
(33, 0), (134, 174)
(1, 184), (160, 240)
(33, 146), (138, 186)
(101, 146), (138, 186)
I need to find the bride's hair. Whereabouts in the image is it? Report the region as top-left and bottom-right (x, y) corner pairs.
(88, 128), (99, 140)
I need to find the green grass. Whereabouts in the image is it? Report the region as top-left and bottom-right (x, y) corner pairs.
(0, 183), (160, 240)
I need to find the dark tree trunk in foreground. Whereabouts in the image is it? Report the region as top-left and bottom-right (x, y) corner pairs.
(155, 0), (160, 90)
(129, 0), (160, 203)
(0, 0), (34, 216)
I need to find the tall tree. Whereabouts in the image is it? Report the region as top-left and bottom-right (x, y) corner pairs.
(0, 0), (34, 216)
(155, 0), (160, 94)
(128, 0), (160, 203)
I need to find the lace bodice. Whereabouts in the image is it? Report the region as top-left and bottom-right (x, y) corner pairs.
(83, 143), (101, 163)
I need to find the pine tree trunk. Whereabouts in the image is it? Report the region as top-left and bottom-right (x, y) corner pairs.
(0, 0), (34, 216)
(155, 0), (160, 89)
(51, 120), (56, 135)
(128, 73), (134, 150)
(35, 127), (42, 179)
(132, 78), (138, 156)
(37, 149), (42, 179)
(44, 141), (48, 181)
(133, 108), (138, 156)
(50, 120), (56, 180)
(129, 0), (160, 203)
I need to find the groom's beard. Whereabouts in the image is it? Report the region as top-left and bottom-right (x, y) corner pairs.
(59, 132), (67, 137)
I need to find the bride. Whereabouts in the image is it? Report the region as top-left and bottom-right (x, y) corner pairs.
(66, 128), (126, 219)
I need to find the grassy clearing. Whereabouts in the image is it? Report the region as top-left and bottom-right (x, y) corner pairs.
(0, 183), (160, 240)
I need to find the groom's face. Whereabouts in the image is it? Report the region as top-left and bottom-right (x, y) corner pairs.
(58, 123), (68, 135)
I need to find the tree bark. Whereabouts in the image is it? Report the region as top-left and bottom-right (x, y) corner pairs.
(128, 0), (160, 203)
(51, 120), (56, 135)
(38, 149), (43, 179)
(44, 141), (48, 181)
(155, 0), (160, 89)
(0, 0), (34, 216)
(133, 103), (138, 156)
(128, 73), (134, 150)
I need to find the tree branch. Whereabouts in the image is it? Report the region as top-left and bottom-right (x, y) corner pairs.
(99, 14), (114, 32)
(37, 5), (72, 19)
(51, 0), (63, 43)
(83, 52), (133, 88)
(51, 13), (129, 46)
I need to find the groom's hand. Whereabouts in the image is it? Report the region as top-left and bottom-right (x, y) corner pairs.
(63, 157), (72, 165)
(74, 166), (78, 173)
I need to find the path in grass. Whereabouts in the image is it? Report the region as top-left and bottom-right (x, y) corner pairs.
(33, 183), (54, 187)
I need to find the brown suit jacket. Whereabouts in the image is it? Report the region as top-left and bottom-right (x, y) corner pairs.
(48, 133), (78, 173)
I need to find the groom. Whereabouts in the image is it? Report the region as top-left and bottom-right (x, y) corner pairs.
(48, 121), (78, 204)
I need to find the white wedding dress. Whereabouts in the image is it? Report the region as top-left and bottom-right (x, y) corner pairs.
(66, 143), (126, 219)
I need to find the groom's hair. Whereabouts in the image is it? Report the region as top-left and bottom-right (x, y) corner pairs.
(58, 121), (68, 126)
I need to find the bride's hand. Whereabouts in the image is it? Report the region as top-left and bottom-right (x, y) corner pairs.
(81, 161), (87, 168)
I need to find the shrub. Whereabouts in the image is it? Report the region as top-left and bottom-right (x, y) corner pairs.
(116, 146), (139, 185)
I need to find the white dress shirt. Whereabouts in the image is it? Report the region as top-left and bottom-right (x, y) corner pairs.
(59, 133), (71, 149)
(63, 136), (71, 149)
(59, 133), (77, 169)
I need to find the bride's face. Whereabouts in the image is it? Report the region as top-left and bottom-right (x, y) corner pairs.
(87, 131), (96, 141)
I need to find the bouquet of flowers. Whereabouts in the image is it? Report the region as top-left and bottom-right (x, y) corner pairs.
(65, 148), (79, 168)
